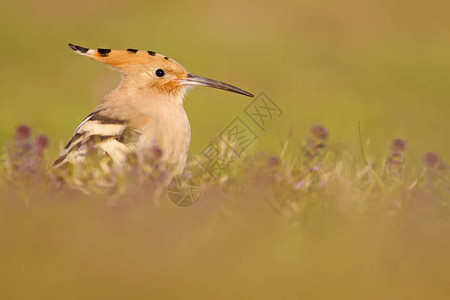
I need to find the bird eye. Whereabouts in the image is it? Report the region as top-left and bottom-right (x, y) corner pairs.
(155, 69), (165, 77)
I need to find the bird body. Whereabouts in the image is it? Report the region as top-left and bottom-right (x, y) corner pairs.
(54, 44), (253, 174)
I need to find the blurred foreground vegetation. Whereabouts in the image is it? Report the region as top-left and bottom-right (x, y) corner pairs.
(1, 125), (449, 299)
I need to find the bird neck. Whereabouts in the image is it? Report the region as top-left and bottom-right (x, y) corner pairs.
(103, 74), (186, 112)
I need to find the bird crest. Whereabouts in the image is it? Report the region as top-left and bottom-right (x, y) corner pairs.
(68, 43), (182, 74)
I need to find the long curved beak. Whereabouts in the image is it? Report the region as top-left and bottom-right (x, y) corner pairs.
(178, 74), (254, 98)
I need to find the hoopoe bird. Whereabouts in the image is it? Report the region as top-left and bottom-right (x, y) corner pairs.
(53, 44), (253, 174)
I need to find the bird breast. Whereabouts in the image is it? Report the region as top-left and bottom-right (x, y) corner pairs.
(136, 102), (191, 172)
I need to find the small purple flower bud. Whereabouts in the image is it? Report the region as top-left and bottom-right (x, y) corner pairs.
(36, 135), (49, 150)
(267, 156), (280, 167)
(391, 138), (406, 153)
(152, 146), (163, 159)
(311, 125), (329, 140)
(16, 125), (31, 140)
(424, 152), (440, 168)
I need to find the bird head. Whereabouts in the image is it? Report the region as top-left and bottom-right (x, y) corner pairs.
(68, 43), (254, 100)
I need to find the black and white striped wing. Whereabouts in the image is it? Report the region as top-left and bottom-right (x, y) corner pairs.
(53, 110), (138, 168)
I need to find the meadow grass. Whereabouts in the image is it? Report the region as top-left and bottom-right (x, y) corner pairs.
(0, 125), (448, 299)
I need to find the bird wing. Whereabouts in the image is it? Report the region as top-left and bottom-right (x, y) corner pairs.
(53, 104), (147, 168)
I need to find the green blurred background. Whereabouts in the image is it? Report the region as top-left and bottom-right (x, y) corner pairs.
(1, 0), (449, 160)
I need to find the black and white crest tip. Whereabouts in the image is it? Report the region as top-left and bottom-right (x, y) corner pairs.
(68, 43), (89, 53)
